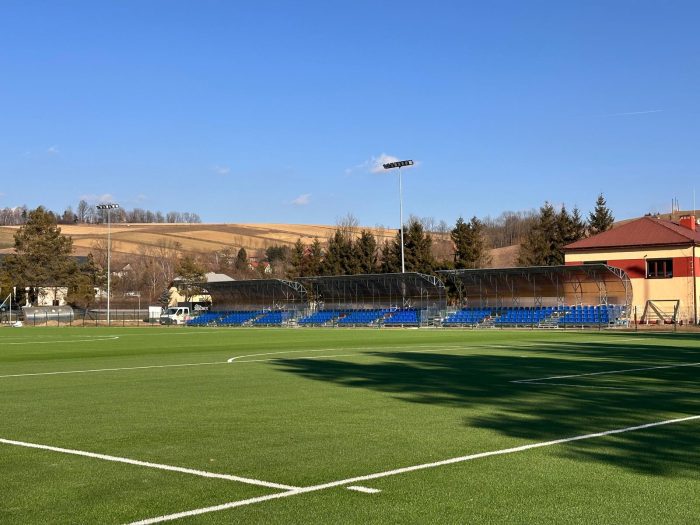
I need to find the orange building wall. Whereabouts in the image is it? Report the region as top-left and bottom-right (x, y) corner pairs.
(565, 246), (699, 323)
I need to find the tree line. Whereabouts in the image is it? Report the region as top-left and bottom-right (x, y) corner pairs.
(0, 201), (202, 225)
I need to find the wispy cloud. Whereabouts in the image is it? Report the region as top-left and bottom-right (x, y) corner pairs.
(47, 145), (60, 155)
(135, 193), (147, 203)
(212, 164), (231, 175)
(292, 193), (311, 206)
(79, 193), (114, 204)
(604, 109), (663, 117)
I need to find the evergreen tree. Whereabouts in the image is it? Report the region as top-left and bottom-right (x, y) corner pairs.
(451, 217), (471, 269)
(452, 216), (490, 269)
(2, 207), (78, 304)
(379, 240), (399, 273)
(569, 206), (587, 242)
(518, 202), (559, 266)
(588, 193), (615, 235)
(158, 288), (171, 307)
(306, 238), (324, 276)
(323, 229), (357, 275)
(235, 247), (249, 272)
(290, 239), (306, 277)
(354, 230), (378, 274)
(402, 219), (435, 273)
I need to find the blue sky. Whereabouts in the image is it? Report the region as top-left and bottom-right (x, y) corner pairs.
(2, 1), (699, 226)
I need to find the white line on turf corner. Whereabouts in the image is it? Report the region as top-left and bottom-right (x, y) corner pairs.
(127, 413), (700, 525)
(0, 437), (297, 491)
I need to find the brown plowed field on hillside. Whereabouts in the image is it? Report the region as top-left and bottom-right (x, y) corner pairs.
(0, 223), (397, 258)
(0, 222), (520, 267)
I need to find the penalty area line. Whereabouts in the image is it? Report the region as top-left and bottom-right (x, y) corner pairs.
(128, 413), (700, 524)
(0, 437), (297, 491)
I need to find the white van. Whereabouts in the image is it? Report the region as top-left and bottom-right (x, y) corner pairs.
(159, 306), (191, 325)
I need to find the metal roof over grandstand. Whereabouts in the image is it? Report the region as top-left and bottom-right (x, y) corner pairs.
(300, 272), (446, 310)
(439, 264), (632, 310)
(201, 279), (307, 311)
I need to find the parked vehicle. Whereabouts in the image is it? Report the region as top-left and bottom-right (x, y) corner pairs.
(159, 306), (191, 325)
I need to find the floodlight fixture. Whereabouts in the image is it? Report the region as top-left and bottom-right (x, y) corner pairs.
(96, 203), (120, 325)
(382, 160), (413, 273)
(382, 160), (414, 170)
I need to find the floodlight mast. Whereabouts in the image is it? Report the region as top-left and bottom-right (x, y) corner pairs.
(382, 160), (414, 273)
(96, 203), (120, 325)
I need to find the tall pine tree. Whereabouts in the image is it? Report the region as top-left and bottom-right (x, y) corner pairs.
(452, 216), (490, 269)
(2, 206), (78, 305)
(588, 193), (615, 235)
(306, 238), (324, 276)
(518, 202), (559, 266)
(354, 230), (378, 273)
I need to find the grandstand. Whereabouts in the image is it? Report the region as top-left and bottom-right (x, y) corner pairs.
(439, 265), (632, 327)
(187, 279), (307, 326)
(183, 267), (631, 329)
(299, 273), (446, 327)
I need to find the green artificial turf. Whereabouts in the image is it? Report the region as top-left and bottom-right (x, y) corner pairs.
(1, 327), (698, 524)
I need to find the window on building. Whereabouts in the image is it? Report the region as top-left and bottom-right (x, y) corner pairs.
(646, 258), (673, 278)
(584, 260), (607, 265)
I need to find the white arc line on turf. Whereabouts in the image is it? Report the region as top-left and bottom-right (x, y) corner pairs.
(127, 414), (700, 525)
(512, 361), (700, 384)
(0, 345), (466, 379)
(0, 437), (298, 490)
(226, 344), (485, 364)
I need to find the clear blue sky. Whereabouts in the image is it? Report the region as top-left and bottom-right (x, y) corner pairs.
(2, 1), (699, 226)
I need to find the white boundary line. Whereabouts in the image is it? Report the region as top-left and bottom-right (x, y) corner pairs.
(513, 361), (700, 384)
(128, 414), (700, 524)
(0, 361), (228, 379)
(3, 336), (120, 345)
(514, 381), (628, 390)
(0, 437), (297, 490)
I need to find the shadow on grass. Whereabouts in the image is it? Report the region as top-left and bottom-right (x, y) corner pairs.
(275, 333), (700, 477)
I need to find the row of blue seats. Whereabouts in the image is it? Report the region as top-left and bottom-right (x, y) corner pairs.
(298, 309), (421, 325)
(338, 309), (394, 325)
(187, 310), (290, 326)
(443, 305), (624, 326)
(384, 310), (420, 325)
(298, 310), (342, 325)
(444, 309), (492, 324)
(253, 311), (293, 325)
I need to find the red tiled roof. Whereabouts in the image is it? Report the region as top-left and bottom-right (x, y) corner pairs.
(565, 217), (700, 251)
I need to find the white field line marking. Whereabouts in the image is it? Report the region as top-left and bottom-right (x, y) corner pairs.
(512, 361), (700, 384)
(225, 343), (529, 365)
(0, 361), (228, 379)
(0, 344), (468, 380)
(516, 381), (628, 390)
(128, 414), (700, 525)
(3, 336), (120, 345)
(346, 485), (381, 494)
(0, 437), (298, 490)
(0, 338), (644, 380)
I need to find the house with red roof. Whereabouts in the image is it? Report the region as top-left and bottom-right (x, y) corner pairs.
(565, 215), (700, 324)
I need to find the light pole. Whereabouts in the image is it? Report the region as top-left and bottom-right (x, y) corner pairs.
(383, 160), (413, 273)
(96, 203), (120, 325)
